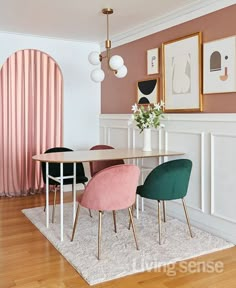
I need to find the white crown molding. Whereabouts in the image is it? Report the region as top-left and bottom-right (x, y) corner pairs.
(101, 0), (236, 50)
(100, 113), (236, 122)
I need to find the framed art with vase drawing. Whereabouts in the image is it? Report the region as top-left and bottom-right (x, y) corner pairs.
(162, 32), (202, 112)
(203, 35), (236, 94)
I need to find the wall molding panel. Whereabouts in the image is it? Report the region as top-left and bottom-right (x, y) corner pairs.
(210, 133), (236, 224)
(100, 113), (236, 243)
(164, 130), (205, 212)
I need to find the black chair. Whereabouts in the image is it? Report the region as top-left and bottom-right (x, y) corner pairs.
(41, 147), (89, 222)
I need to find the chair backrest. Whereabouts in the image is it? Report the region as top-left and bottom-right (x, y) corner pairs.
(141, 159), (192, 200)
(41, 147), (86, 185)
(80, 164), (140, 211)
(89, 145), (124, 177)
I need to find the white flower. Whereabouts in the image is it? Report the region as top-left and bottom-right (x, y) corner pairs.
(160, 100), (165, 107)
(131, 103), (138, 113)
(132, 102), (164, 133)
(154, 103), (161, 111)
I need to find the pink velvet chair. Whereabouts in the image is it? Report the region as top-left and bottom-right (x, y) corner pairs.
(89, 144), (125, 229)
(71, 164), (140, 260)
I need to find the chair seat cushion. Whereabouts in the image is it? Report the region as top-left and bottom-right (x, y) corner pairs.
(64, 175), (88, 185)
(137, 184), (182, 201)
(136, 185), (159, 200)
(49, 175), (88, 186)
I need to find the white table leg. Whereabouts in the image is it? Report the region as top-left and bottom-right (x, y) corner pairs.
(141, 197), (144, 212)
(46, 162), (49, 228)
(60, 162), (64, 241)
(136, 194), (139, 219)
(140, 158), (145, 214)
(72, 162), (76, 224)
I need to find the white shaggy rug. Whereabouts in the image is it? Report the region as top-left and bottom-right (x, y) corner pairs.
(22, 203), (233, 285)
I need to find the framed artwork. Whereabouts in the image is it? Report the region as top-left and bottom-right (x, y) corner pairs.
(147, 48), (159, 75)
(203, 36), (236, 94)
(162, 32), (202, 112)
(137, 78), (159, 105)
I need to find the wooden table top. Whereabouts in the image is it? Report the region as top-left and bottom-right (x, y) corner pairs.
(32, 148), (184, 163)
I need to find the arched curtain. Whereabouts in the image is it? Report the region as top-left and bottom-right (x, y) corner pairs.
(0, 49), (63, 196)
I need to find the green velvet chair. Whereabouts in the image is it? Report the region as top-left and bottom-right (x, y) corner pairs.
(136, 159), (193, 244)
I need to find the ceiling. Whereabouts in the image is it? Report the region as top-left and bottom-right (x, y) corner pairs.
(0, 0), (231, 44)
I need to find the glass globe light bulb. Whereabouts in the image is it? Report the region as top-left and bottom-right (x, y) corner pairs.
(109, 55), (124, 70)
(88, 51), (101, 65)
(115, 65), (128, 78)
(90, 68), (105, 82)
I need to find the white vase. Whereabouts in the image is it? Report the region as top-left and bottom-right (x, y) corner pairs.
(143, 128), (152, 151)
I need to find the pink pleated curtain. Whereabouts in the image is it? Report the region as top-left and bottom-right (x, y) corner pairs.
(0, 49), (63, 196)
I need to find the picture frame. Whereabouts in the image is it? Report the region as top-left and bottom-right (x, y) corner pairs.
(137, 78), (159, 105)
(162, 32), (202, 112)
(203, 35), (236, 94)
(147, 48), (159, 75)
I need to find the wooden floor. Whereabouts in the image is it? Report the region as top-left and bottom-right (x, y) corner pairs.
(1, 193), (236, 288)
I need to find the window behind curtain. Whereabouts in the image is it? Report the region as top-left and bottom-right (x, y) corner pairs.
(0, 49), (63, 196)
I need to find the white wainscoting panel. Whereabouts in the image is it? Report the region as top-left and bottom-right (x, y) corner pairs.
(108, 127), (130, 148)
(211, 133), (236, 224)
(165, 130), (204, 212)
(100, 114), (236, 243)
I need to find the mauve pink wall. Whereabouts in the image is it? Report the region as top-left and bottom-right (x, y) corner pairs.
(101, 4), (236, 114)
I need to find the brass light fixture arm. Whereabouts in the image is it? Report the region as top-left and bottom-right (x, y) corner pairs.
(99, 8), (117, 73)
(89, 7), (127, 82)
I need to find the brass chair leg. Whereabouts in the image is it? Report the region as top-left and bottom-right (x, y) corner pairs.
(162, 201), (166, 222)
(128, 204), (134, 230)
(182, 198), (193, 238)
(52, 186), (57, 223)
(128, 207), (139, 250)
(43, 184), (47, 212)
(113, 210), (117, 233)
(98, 211), (102, 260)
(71, 204), (80, 241)
(158, 200), (162, 245)
(82, 183), (92, 218)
